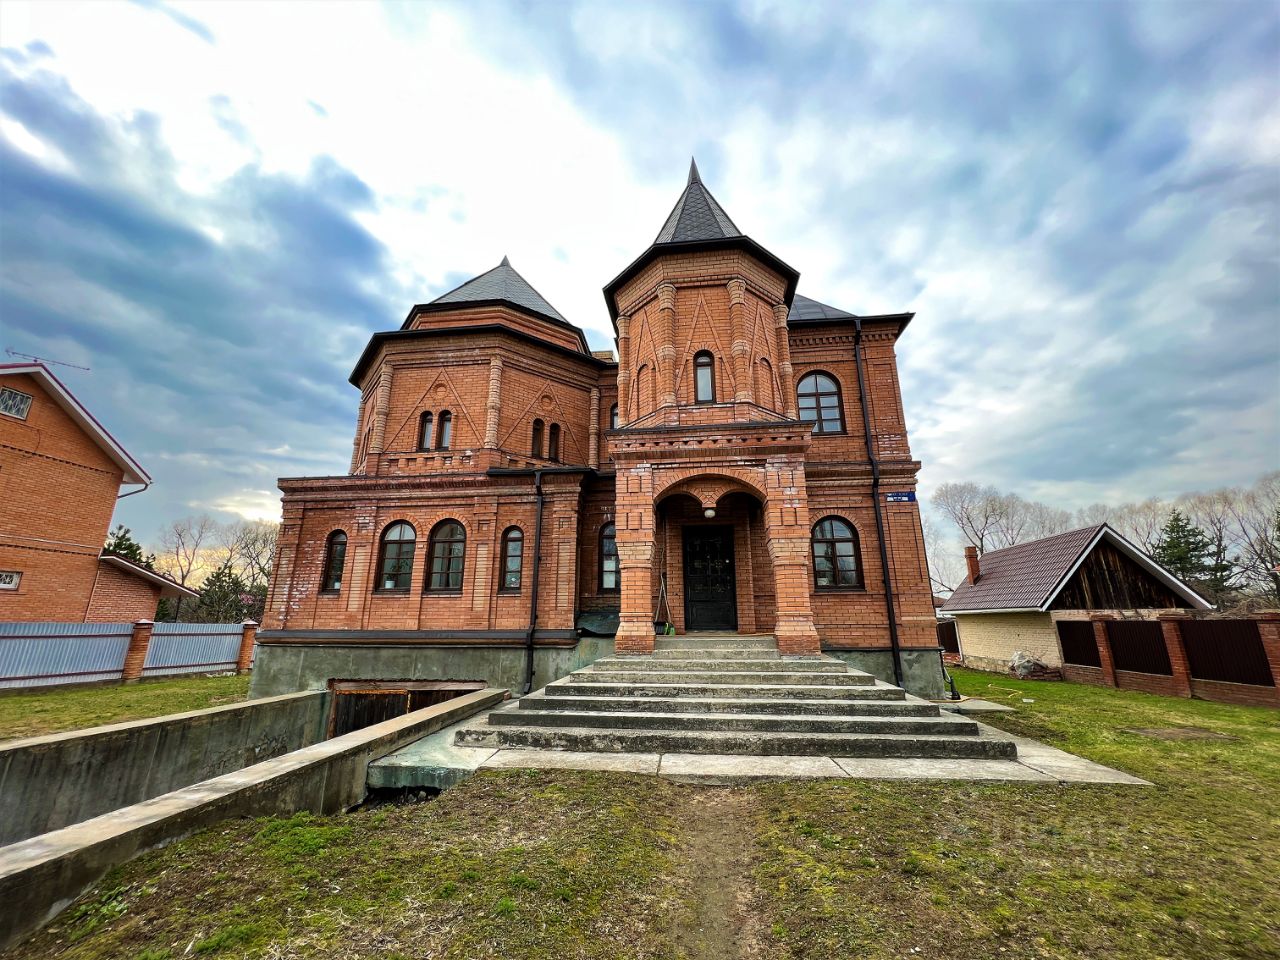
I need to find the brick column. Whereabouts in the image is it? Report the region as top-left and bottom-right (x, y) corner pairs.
(656, 283), (677, 408)
(1090, 614), (1117, 687)
(764, 464), (820, 655)
(349, 399), (366, 473)
(588, 387), (600, 469)
(484, 357), (503, 448)
(728, 279), (753, 403)
(614, 467), (656, 654)
(616, 314), (631, 422)
(367, 365), (393, 474)
(237, 620), (258, 673)
(773, 303), (797, 418)
(122, 619), (153, 683)
(1158, 612), (1193, 698)
(1257, 613), (1280, 687)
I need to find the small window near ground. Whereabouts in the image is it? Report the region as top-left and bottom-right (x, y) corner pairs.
(600, 522), (619, 592)
(500, 526), (523, 592)
(321, 530), (347, 592)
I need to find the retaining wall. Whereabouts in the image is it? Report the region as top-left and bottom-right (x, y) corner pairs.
(0, 688), (505, 951)
(0, 691), (327, 845)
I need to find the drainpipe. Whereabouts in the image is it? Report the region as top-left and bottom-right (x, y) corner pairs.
(853, 318), (905, 687)
(522, 468), (546, 695)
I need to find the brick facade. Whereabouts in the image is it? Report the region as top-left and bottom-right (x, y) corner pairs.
(85, 561), (163, 623)
(264, 168), (936, 674)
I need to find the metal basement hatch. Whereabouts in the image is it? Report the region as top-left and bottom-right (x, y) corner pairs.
(327, 679), (488, 737)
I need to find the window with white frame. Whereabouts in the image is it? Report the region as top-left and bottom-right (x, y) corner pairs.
(0, 387), (33, 420)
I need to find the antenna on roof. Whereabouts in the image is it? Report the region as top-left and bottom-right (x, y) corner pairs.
(4, 348), (91, 372)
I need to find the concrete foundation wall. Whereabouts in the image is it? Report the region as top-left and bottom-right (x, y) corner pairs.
(825, 647), (946, 699)
(249, 637), (614, 699)
(0, 691), (327, 846)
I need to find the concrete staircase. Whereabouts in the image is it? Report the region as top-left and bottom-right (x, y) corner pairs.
(455, 634), (1018, 760)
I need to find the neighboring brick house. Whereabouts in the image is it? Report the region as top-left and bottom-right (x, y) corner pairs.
(941, 524), (1210, 672)
(0, 364), (197, 622)
(258, 162), (942, 695)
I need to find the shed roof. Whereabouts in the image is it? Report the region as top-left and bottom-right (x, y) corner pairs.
(941, 524), (1211, 613)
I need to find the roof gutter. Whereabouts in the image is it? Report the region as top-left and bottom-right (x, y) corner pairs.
(853, 318), (904, 687)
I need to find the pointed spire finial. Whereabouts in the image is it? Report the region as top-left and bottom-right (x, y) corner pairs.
(500, 255), (511, 267)
(688, 157), (701, 185)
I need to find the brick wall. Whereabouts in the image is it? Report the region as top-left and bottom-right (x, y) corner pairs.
(85, 562), (162, 622)
(956, 612), (1059, 670)
(0, 373), (125, 622)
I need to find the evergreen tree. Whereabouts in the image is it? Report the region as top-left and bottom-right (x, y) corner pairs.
(191, 561), (254, 623)
(1153, 509), (1235, 598)
(104, 524), (156, 568)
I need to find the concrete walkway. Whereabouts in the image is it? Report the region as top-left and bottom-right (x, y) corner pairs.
(369, 706), (1148, 787)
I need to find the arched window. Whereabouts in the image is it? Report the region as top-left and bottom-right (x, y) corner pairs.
(320, 530), (347, 592)
(427, 520), (466, 593)
(812, 516), (862, 589)
(756, 358), (775, 409)
(797, 372), (845, 434)
(376, 522), (415, 592)
(599, 522), (618, 592)
(609, 403), (619, 429)
(500, 526), (523, 592)
(418, 412), (434, 451)
(548, 423), (561, 462)
(531, 418), (544, 458)
(636, 365), (652, 414)
(694, 351), (715, 403)
(436, 411), (453, 450)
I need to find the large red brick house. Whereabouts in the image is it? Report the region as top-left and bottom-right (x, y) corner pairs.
(0, 363), (198, 622)
(257, 163), (942, 695)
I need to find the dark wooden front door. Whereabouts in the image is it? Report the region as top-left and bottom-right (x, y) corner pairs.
(683, 526), (737, 631)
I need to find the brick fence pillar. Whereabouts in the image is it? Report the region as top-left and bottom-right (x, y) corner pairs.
(1090, 614), (1117, 687)
(1158, 612), (1193, 698)
(122, 619), (153, 683)
(237, 620), (259, 674)
(1257, 613), (1280, 687)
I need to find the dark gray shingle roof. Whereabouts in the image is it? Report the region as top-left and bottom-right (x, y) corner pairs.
(653, 159), (743, 244)
(788, 294), (858, 323)
(431, 256), (568, 323)
(942, 526), (1104, 612)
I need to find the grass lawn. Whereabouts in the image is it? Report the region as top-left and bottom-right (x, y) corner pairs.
(9, 670), (1279, 960)
(0, 674), (250, 741)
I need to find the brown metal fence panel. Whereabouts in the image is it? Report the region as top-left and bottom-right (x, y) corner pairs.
(1180, 620), (1275, 687)
(1107, 621), (1172, 675)
(1057, 621), (1101, 667)
(937, 620), (959, 654)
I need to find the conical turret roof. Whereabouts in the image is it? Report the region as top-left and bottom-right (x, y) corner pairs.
(652, 159), (744, 244)
(428, 256), (568, 323)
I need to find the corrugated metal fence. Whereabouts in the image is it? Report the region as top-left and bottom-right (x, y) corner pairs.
(145, 624), (244, 677)
(0, 622), (250, 690)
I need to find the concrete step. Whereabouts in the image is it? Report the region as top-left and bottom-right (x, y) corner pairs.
(548, 680), (907, 701)
(654, 635), (777, 651)
(518, 692), (940, 717)
(455, 722), (1017, 759)
(590, 657), (847, 674)
(489, 708), (978, 736)
(650, 648), (780, 660)
(573, 669), (877, 686)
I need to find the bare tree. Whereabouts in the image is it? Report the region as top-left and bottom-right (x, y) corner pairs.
(155, 515), (218, 587)
(1230, 472), (1280, 603)
(217, 520), (279, 591)
(922, 514), (967, 595)
(933, 482), (1007, 554)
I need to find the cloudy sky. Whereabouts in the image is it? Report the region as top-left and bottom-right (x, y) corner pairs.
(1, 0), (1277, 542)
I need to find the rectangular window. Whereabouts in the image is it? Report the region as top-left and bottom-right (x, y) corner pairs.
(0, 570), (21, 590)
(0, 387), (33, 420)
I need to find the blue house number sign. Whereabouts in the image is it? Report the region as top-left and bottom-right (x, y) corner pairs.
(885, 492), (916, 503)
